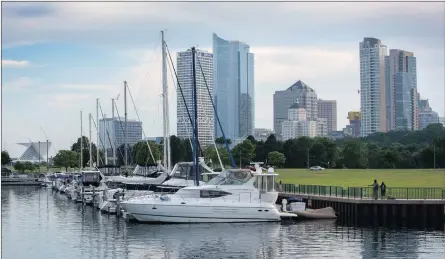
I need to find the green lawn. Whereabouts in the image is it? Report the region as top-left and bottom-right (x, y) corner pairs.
(276, 168), (445, 188)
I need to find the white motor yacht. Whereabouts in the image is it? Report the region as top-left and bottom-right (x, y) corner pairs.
(120, 166), (281, 223)
(78, 168), (109, 205)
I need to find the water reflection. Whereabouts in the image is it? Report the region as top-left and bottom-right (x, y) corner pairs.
(2, 186), (445, 259)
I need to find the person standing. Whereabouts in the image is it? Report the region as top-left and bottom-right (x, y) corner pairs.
(369, 180), (379, 200)
(380, 182), (386, 199)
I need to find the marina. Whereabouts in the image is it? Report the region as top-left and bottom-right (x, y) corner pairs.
(2, 185), (445, 259)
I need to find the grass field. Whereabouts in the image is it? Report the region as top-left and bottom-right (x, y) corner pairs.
(276, 169), (445, 188)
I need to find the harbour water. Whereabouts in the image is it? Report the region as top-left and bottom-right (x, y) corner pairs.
(2, 186), (445, 259)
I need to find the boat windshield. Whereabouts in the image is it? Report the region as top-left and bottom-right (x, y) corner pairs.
(206, 170), (253, 186)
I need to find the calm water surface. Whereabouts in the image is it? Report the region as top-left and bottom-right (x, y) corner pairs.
(2, 186), (445, 259)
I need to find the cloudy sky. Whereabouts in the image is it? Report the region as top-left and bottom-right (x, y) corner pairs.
(2, 1), (444, 157)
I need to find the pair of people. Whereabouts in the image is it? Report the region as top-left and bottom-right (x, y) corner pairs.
(370, 180), (386, 200)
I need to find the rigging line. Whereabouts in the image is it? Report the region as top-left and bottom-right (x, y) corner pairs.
(91, 116), (105, 165)
(196, 54), (237, 168)
(141, 35), (162, 80)
(98, 101), (123, 165)
(125, 82), (156, 164)
(103, 102), (126, 164)
(113, 101), (134, 164)
(166, 54), (194, 156)
(40, 127), (57, 154)
(165, 43), (203, 156)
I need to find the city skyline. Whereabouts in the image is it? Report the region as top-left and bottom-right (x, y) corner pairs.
(2, 2), (444, 157)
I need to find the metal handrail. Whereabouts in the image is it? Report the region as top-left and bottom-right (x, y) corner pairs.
(279, 183), (445, 200)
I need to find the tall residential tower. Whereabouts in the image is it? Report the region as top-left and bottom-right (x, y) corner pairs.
(386, 49), (418, 131)
(176, 48), (214, 146)
(213, 33), (254, 141)
(359, 37), (387, 137)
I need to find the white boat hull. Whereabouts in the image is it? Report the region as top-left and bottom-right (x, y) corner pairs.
(121, 203), (281, 223)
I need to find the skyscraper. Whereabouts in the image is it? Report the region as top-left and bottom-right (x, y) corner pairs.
(273, 80), (318, 139)
(213, 33), (254, 141)
(418, 99), (440, 130)
(317, 99), (337, 133)
(99, 117), (142, 161)
(359, 37), (387, 137)
(386, 49), (418, 131)
(176, 48), (214, 146)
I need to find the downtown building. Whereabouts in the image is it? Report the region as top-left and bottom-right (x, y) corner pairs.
(176, 48), (214, 146)
(385, 49), (419, 131)
(359, 37), (388, 137)
(343, 111), (361, 138)
(213, 33), (254, 141)
(317, 99), (337, 134)
(281, 103), (327, 141)
(99, 117), (142, 161)
(418, 99), (440, 130)
(273, 80), (318, 140)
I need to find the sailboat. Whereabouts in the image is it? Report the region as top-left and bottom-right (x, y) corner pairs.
(121, 47), (281, 223)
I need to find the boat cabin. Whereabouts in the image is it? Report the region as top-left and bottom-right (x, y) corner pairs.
(81, 169), (102, 187)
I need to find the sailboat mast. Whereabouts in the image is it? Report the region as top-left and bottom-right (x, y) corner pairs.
(89, 113), (92, 168)
(124, 81), (128, 169)
(80, 111), (83, 170)
(191, 47), (199, 186)
(161, 30), (169, 170)
(104, 112), (108, 173)
(112, 98), (116, 174)
(96, 98), (99, 167)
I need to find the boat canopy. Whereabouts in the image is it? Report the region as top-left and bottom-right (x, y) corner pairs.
(169, 162), (214, 181)
(206, 169), (254, 186)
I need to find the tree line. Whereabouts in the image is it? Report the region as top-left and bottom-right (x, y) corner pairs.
(4, 123), (443, 172)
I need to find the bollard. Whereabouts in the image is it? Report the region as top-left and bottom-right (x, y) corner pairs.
(282, 199), (288, 212)
(116, 192), (121, 217)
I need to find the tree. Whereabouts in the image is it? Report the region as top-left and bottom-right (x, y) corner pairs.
(246, 135), (257, 144)
(53, 150), (79, 171)
(117, 144), (133, 166)
(1, 151), (11, 165)
(132, 140), (161, 165)
(264, 134), (281, 154)
(13, 161), (25, 172)
(232, 139), (255, 167)
(254, 140), (268, 162)
(341, 140), (368, 169)
(204, 145), (231, 168)
(71, 136), (102, 167)
(366, 142), (382, 168)
(23, 161), (36, 172)
(309, 142), (327, 167)
(215, 137), (232, 146)
(267, 151), (285, 167)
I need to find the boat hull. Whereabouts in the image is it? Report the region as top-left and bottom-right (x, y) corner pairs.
(121, 202), (281, 223)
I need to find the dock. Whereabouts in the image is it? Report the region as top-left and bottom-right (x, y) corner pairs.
(277, 184), (445, 225)
(1, 177), (42, 186)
